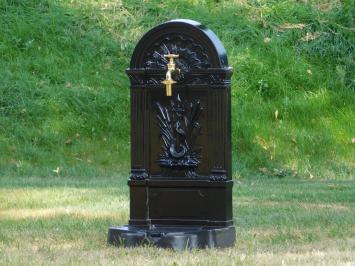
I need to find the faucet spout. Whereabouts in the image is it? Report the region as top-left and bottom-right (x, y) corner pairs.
(161, 54), (179, 96)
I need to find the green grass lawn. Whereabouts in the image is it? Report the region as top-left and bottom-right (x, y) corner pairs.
(1, 0), (354, 179)
(0, 176), (354, 265)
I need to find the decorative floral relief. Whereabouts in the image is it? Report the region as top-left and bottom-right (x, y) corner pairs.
(156, 94), (203, 169)
(130, 170), (148, 180)
(209, 168), (228, 181)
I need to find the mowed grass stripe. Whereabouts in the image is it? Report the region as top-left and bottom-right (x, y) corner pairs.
(0, 176), (354, 265)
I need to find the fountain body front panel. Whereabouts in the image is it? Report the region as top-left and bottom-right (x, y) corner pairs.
(108, 19), (235, 250)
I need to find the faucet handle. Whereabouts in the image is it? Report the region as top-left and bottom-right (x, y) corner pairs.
(164, 54), (179, 66)
(164, 54), (179, 59)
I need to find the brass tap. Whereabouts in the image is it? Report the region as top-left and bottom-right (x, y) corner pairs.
(162, 54), (179, 96)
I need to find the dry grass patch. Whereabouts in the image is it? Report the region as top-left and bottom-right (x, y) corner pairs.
(0, 207), (127, 220)
(1, 241), (354, 266)
(236, 199), (351, 211)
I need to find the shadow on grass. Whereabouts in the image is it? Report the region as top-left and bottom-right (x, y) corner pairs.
(0, 201), (353, 248)
(0, 176), (353, 252)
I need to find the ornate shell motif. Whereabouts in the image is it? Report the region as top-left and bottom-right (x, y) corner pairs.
(144, 34), (210, 76)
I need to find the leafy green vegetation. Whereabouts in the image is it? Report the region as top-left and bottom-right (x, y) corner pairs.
(0, 176), (354, 264)
(0, 0), (354, 178)
(1, 1), (353, 263)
